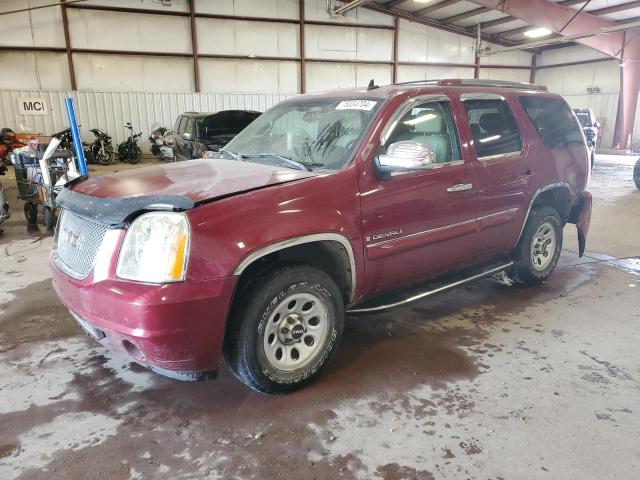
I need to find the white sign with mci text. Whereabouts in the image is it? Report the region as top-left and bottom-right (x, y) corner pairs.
(17, 98), (48, 116)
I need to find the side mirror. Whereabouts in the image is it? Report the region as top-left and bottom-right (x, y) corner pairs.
(182, 132), (193, 141)
(374, 141), (436, 180)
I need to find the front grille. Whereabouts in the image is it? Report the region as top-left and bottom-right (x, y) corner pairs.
(54, 209), (109, 279)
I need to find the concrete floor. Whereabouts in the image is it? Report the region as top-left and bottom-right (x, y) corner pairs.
(1, 155), (639, 480)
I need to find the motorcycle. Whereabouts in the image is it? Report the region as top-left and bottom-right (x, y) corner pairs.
(88, 128), (115, 166)
(52, 126), (114, 166)
(118, 123), (142, 164)
(149, 125), (175, 161)
(52, 127), (93, 163)
(0, 162), (9, 233)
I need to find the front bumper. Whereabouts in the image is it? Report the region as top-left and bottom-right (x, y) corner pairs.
(51, 253), (237, 379)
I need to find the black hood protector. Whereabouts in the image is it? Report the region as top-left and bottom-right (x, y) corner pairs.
(56, 188), (194, 227)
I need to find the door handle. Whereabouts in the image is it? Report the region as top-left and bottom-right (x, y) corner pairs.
(521, 168), (533, 177)
(447, 183), (473, 193)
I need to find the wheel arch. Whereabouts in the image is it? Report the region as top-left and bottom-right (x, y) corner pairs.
(232, 233), (357, 304)
(514, 182), (573, 248)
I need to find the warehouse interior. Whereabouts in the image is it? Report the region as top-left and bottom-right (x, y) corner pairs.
(0, 1), (639, 479)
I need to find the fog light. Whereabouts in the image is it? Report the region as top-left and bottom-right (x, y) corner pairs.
(122, 340), (144, 360)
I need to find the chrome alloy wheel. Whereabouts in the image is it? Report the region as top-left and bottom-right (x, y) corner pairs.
(531, 221), (556, 271)
(263, 292), (329, 372)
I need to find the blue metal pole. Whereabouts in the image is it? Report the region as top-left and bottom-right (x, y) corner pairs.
(64, 97), (87, 176)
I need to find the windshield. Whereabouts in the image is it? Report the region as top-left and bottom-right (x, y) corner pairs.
(220, 98), (382, 171)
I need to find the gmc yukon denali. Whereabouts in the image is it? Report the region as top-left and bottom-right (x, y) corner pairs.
(50, 79), (592, 394)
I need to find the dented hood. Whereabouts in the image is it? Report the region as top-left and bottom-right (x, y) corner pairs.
(71, 158), (317, 203)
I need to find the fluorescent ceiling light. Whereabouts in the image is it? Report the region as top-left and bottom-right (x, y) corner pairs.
(525, 27), (552, 38)
(414, 0), (435, 3)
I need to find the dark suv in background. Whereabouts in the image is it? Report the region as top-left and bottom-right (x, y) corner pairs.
(173, 110), (261, 161)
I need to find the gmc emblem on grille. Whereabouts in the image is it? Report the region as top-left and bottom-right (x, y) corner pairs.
(61, 228), (83, 250)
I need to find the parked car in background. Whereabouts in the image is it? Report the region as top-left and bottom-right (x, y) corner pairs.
(172, 110), (261, 161)
(50, 79), (592, 394)
(573, 108), (599, 168)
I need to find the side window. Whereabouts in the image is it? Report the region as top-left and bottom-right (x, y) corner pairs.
(186, 118), (195, 137)
(520, 96), (585, 149)
(385, 101), (460, 164)
(178, 116), (188, 134)
(463, 99), (523, 159)
(174, 116), (183, 132)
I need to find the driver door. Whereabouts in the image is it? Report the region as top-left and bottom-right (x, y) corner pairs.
(358, 94), (479, 296)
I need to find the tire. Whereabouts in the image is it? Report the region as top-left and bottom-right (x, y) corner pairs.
(43, 206), (56, 230)
(513, 206), (563, 286)
(224, 265), (344, 394)
(128, 147), (141, 164)
(97, 147), (114, 166)
(634, 158), (640, 190)
(23, 202), (37, 225)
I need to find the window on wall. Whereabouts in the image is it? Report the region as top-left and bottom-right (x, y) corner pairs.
(386, 101), (461, 164)
(463, 99), (523, 159)
(519, 96), (585, 149)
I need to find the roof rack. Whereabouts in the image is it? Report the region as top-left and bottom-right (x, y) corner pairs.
(394, 79), (547, 91)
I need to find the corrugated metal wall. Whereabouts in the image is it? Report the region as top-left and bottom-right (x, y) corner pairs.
(0, 90), (293, 152)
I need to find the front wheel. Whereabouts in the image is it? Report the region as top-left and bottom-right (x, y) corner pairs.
(128, 147), (141, 164)
(224, 265), (344, 394)
(97, 146), (114, 166)
(634, 158), (640, 190)
(513, 206), (563, 286)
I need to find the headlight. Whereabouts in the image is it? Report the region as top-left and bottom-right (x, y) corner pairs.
(116, 212), (190, 283)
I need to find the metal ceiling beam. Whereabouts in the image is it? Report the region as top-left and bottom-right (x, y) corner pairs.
(414, 0), (463, 16)
(327, 0), (373, 17)
(364, 2), (523, 47)
(498, 0), (640, 37)
(384, 0), (409, 7)
(440, 6), (489, 24)
(466, 0), (624, 57)
(474, 0), (587, 32)
(589, 0), (640, 16)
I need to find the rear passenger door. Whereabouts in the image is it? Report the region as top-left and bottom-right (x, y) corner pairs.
(461, 94), (533, 258)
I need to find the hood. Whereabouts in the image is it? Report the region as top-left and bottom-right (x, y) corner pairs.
(70, 158), (317, 203)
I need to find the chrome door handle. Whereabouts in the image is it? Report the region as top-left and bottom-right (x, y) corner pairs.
(447, 183), (473, 193)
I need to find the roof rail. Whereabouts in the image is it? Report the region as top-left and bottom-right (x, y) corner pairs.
(395, 78), (547, 91)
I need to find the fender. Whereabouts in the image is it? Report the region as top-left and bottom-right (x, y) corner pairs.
(233, 233), (357, 302)
(513, 182), (573, 248)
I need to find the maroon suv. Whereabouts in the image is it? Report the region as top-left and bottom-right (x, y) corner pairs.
(50, 79), (592, 393)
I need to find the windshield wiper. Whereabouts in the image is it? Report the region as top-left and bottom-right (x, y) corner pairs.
(241, 153), (311, 171)
(218, 149), (242, 161)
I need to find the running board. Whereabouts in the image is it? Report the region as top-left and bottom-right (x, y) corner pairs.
(347, 262), (514, 315)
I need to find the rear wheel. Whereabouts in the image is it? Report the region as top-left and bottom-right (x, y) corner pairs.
(23, 202), (37, 225)
(634, 158), (640, 190)
(513, 206), (563, 285)
(224, 265), (344, 394)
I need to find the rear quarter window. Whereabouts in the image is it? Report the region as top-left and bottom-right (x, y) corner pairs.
(520, 96), (585, 149)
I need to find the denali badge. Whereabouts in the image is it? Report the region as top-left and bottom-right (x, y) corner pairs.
(366, 230), (403, 243)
